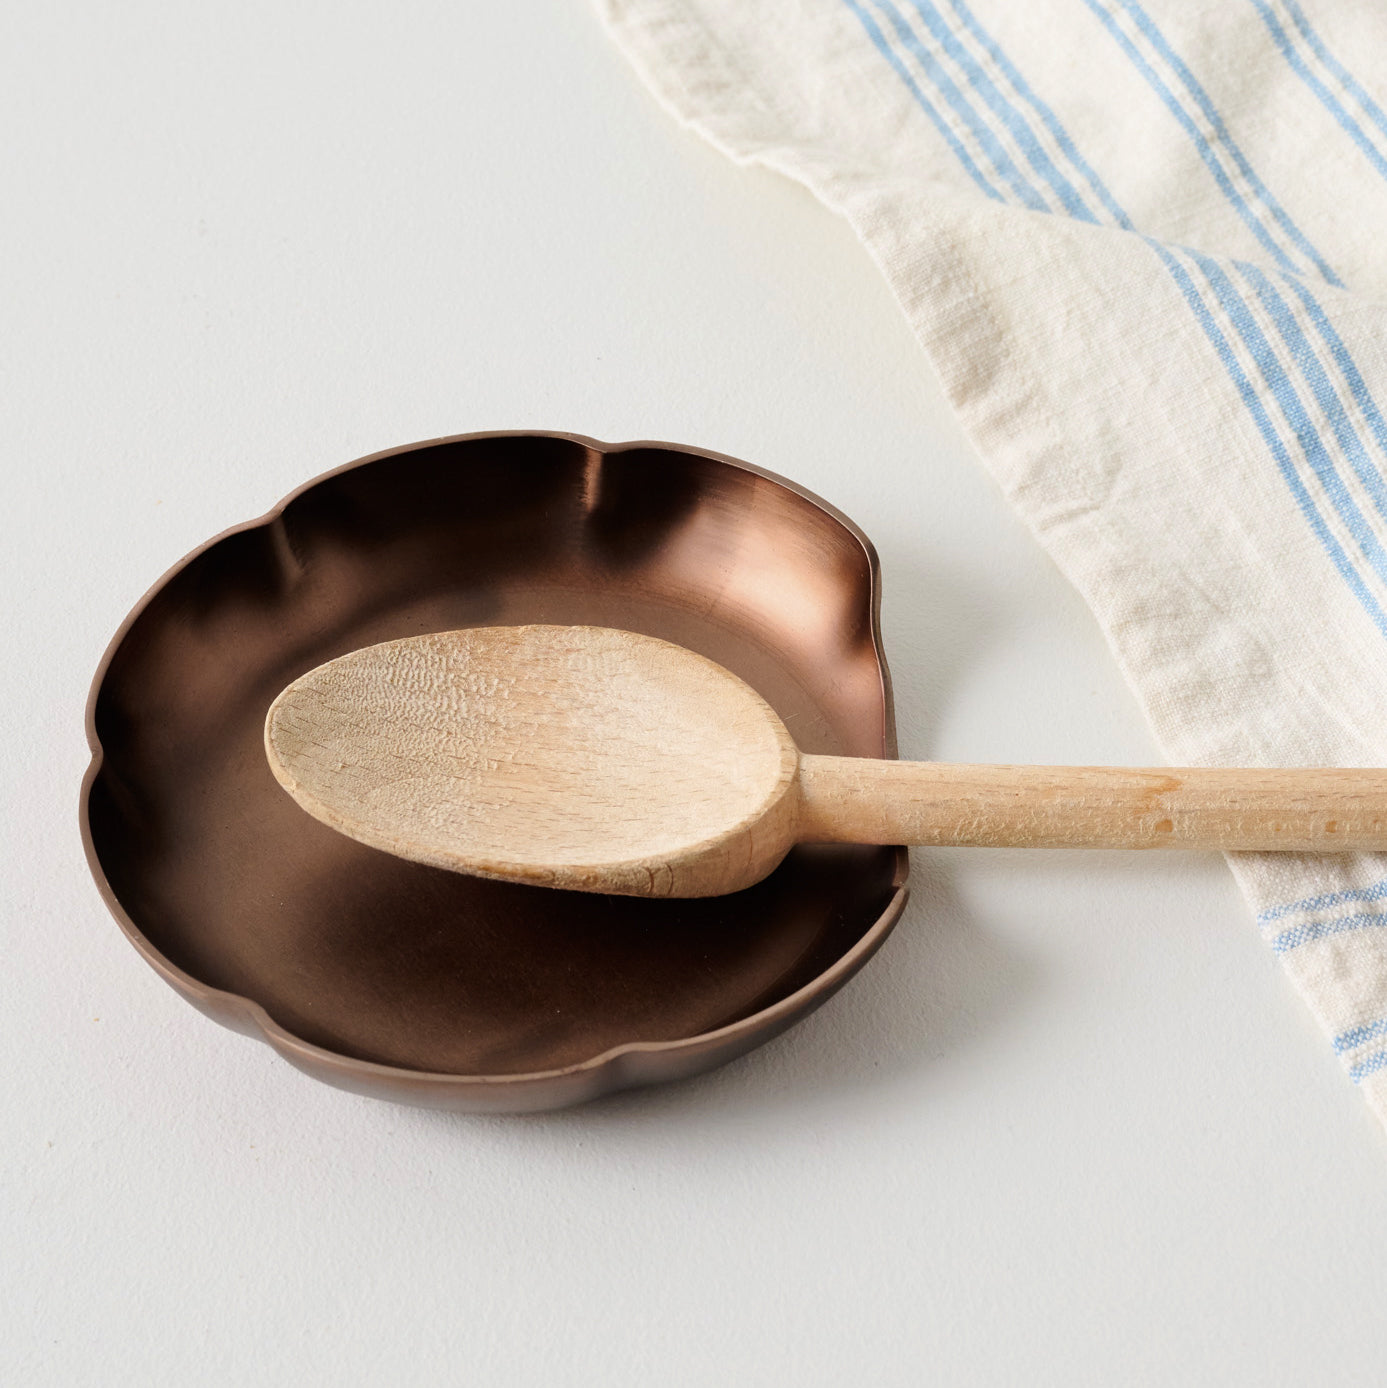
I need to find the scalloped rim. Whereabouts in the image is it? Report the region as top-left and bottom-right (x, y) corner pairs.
(79, 431), (910, 1107)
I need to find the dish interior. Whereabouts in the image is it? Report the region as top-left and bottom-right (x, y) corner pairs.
(87, 436), (902, 1075)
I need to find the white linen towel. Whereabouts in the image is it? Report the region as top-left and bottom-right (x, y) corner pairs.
(600, 0), (1387, 1131)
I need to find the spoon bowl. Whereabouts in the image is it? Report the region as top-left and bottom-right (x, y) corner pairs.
(266, 624), (802, 896)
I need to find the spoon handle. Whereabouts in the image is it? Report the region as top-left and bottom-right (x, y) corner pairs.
(795, 757), (1387, 852)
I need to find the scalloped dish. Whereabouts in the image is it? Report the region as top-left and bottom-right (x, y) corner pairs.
(81, 433), (909, 1110)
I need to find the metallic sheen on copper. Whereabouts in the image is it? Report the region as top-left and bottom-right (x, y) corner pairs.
(81, 433), (909, 1111)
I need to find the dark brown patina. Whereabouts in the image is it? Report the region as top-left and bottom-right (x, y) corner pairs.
(80, 432), (908, 1111)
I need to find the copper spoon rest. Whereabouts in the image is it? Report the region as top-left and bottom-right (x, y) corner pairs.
(81, 433), (907, 1111)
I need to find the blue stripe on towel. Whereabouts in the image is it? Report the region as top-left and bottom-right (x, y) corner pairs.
(1152, 246), (1387, 636)
(1349, 1050), (1387, 1083)
(842, 0), (1007, 201)
(1277, 275), (1387, 523)
(840, 0), (1387, 637)
(945, 0), (1133, 227)
(1273, 910), (1387, 953)
(1259, 877), (1387, 923)
(1252, 0), (1387, 183)
(870, 0), (1049, 210)
(1280, 0), (1387, 138)
(1334, 1016), (1387, 1055)
(903, 0), (1097, 220)
(1234, 261), (1387, 575)
(1082, 0), (1340, 284)
(1332, 1016), (1387, 1083)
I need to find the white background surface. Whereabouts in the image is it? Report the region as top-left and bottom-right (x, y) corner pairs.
(6, 2), (1387, 1384)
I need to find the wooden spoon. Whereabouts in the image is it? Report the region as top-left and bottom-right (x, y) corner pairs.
(264, 624), (1387, 898)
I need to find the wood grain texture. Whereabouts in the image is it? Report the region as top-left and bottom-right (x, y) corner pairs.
(265, 625), (801, 897)
(266, 624), (1387, 898)
(796, 758), (1387, 851)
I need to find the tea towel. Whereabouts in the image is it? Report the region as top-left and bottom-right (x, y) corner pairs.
(600, 0), (1387, 1130)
